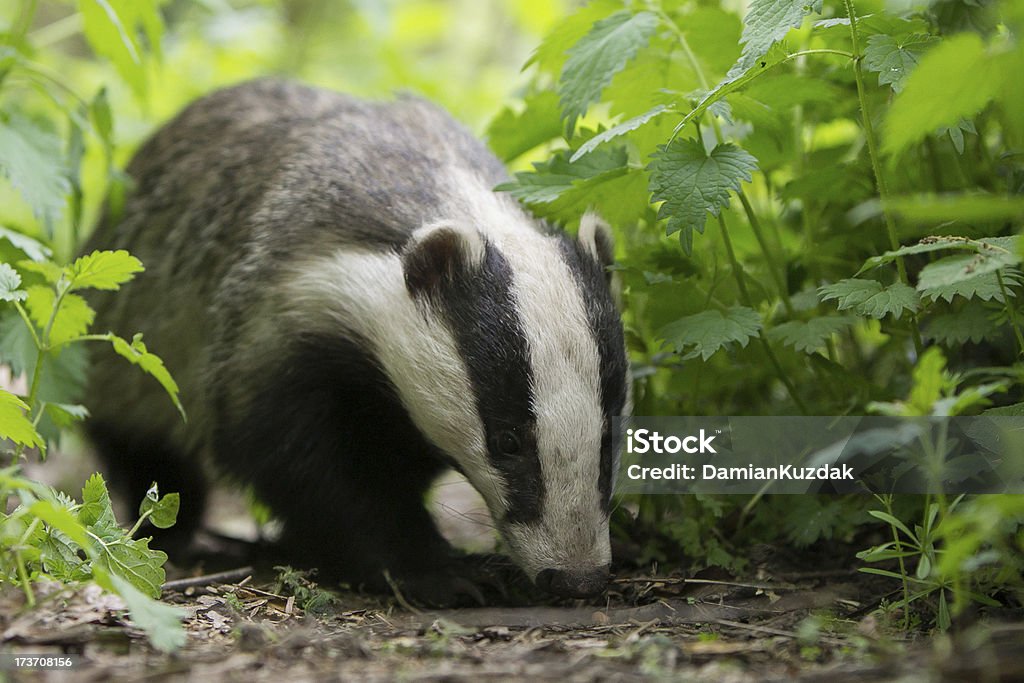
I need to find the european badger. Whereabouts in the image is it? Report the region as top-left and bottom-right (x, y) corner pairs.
(83, 80), (630, 604)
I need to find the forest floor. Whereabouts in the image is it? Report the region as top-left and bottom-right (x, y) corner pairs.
(3, 469), (1023, 681)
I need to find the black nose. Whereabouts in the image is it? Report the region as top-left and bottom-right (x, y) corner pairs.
(535, 565), (610, 598)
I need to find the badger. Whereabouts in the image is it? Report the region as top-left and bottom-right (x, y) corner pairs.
(82, 80), (630, 604)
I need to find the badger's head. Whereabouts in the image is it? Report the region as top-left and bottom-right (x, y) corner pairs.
(399, 211), (631, 598)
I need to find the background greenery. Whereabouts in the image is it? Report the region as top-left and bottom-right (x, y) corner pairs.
(1, 0), (1022, 650)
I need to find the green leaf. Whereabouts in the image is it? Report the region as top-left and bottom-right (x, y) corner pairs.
(768, 316), (856, 353)
(67, 249), (144, 291)
(486, 91), (563, 163)
(984, 402), (1024, 416)
(90, 87), (115, 151)
(25, 286), (96, 346)
(819, 279), (920, 319)
(80, 471), (117, 528)
(526, 0), (621, 76)
(570, 104), (671, 162)
(647, 139), (758, 254)
(0, 226), (52, 262)
(917, 256), (1021, 303)
(139, 482), (180, 530)
(28, 499), (92, 548)
(863, 33), (935, 93)
(737, 0), (822, 73)
(659, 306), (763, 360)
(884, 195), (1024, 224)
(859, 236), (1021, 274)
(883, 33), (1002, 157)
(558, 11), (659, 131)
(673, 44), (790, 136)
(923, 305), (1000, 345)
(0, 263), (26, 302)
(908, 347), (950, 414)
(0, 389), (44, 449)
(0, 115), (70, 224)
(867, 509), (917, 542)
(109, 333), (184, 420)
(44, 402), (90, 429)
(496, 146), (629, 209)
(78, 0), (161, 100)
(100, 571), (186, 652)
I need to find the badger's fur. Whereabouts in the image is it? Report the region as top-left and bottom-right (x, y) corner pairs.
(83, 80), (630, 603)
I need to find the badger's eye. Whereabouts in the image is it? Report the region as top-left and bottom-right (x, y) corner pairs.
(496, 430), (521, 456)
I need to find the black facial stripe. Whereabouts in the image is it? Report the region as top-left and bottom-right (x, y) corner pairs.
(431, 241), (543, 525)
(557, 236), (629, 512)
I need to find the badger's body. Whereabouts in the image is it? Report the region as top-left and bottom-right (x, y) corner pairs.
(84, 80), (630, 603)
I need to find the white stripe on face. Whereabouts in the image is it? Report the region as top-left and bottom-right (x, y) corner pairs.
(446, 172), (612, 577)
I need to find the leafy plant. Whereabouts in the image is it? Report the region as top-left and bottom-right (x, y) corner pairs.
(488, 0), (1024, 626)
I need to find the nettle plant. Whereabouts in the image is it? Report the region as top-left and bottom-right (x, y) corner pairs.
(1, 0), (186, 651)
(488, 0), (1024, 625)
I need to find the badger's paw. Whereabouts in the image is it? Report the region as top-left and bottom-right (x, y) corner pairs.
(386, 554), (530, 608)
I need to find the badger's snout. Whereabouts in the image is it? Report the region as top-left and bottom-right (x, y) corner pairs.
(534, 565), (610, 598)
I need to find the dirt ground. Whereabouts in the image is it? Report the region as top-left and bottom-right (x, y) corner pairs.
(4, 465), (1023, 682)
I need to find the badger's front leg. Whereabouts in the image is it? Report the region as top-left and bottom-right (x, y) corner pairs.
(212, 340), (505, 606)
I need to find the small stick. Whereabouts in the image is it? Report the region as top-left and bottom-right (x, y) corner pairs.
(162, 566), (255, 592)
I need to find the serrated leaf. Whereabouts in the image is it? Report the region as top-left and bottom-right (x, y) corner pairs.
(0, 389), (44, 449)
(109, 333), (184, 420)
(526, 0), (621, 75)
(863, 33), (935, 93)
(659, 306), (763, 360)
(819, 279), (920, 319)
(28, 499), (92, 548)
(18, 259), (63, 283)
(883, 33), (1002, 157)
(558, 11), (659, 131)
(486, 91), (563, 162)
(0, 115), (70, 224)
(647, 139), (758, 254)
(496, 146), (629, 207)
(768, 316), (856, 353)
(917, 255), (1021, 303)
(923, 305), (1000, 345)
(0, 226), (52, 262)
(25, 286), (96, 346)
(859, 236), (1021, 274)
(984, 402), (1024, 416)
(80, 471), (117, 528)
(570, 105), (671, 162)
(738, 0), (822, 73)
(0, 263), (26, 302)
(67, 249), (144, 291)
(139, 483), (180, 529)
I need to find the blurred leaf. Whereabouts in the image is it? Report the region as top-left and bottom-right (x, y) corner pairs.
(0, 226), (52, 262)
(883, 33), (1002, 157)
(109, 333), (184, 420)
(24, 286), (96, 346)
(659, 306), (763, 360)
(0, 389), (44, 449)
(647, 139), (758, 254)
(78, 0), (164, 100)
(527, 0), (621, 75)
(0, 263), (26, 302)
(0, 115), (70, 224)
(486, 91), (563, 162)
(883, 194), (1024, 223)
(917, 257), (1021, 303)
(863, 33), (936, 93)
(496, 146), (629, 208)
(859, 236), (1021, 274)
(571, 104), (671, 161)
(924, 305), (1000, 345)
(737, 0), (822, 72)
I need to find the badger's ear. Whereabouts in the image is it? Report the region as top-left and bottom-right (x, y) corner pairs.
(402, 221), (485, 298)
(578, 212), (615, 269)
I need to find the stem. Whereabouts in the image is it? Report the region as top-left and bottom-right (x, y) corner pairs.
(881, 494), (912, 630)
(844, 0), (924, 357)
(656, 6), (797, 316)
(997, 270), (1024, 356)
(27, 11), (81, 48)
(718, 215), (809, 414)
(0, 0), (38, 86)
(12, 301), (40, 349)
(127, 510), (152, 538)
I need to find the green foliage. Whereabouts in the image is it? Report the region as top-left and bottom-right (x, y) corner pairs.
(496, 0), (1024, 626)
(648, 140), (758, 253)
(0, 470), (185, 649)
